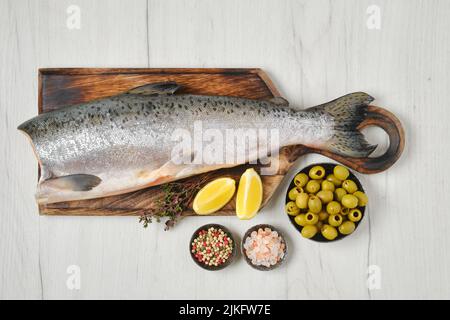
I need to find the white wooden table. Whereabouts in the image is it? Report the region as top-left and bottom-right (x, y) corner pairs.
(1, 0), (449, 299)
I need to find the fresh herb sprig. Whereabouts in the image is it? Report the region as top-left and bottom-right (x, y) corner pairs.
(138, 174), (212, 230)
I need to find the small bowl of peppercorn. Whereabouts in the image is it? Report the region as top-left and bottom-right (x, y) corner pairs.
(189, 224), (237, 271)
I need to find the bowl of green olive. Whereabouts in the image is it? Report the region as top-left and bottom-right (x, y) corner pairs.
(285, 163), (368, 242)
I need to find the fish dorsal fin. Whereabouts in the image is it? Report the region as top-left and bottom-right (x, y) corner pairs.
(268, 97), (289, 106)
(126, 82), (181, 95)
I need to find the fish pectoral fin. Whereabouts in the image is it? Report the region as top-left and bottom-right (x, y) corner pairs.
(43, 174), (102, 192)
(39, 165), (54, 183)
(268, 97), (289, 106)
(125, 82), (181, 95)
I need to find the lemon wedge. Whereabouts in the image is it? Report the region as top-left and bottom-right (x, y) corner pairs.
(193, 178), (236, 215)
(236, 168), (263, 220)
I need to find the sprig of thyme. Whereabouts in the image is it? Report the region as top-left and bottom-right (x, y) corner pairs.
(138, 174), (212, 230)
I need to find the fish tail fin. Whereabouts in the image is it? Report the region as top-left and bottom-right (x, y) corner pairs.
(308, 92), (377, 157)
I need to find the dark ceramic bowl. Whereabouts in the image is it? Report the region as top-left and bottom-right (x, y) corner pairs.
(285, 163), (366, 242)
(189, 224), (237, 271)
(241, 224), (288, 271)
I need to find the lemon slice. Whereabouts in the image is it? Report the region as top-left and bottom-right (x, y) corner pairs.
(236, 168), (263, 220)
(193, 178), (236, 215)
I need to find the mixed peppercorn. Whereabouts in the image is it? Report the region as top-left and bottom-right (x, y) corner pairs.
(191, 227), (234, 267)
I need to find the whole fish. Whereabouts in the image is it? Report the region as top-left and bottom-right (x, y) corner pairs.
(18, 82), (376, 204)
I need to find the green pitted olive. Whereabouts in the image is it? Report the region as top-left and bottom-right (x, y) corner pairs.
(295, 192), (309, 209)
(328, 214), (343, 227)
(319, 211), (329, 221)
(308, 195), (322, 213)
(353, 191), (368, 207)
(288, 187), (303, 200)
(305, 212), (319, 225)
(348, 208), (362, 222)
(294, 173), (309, 188)
(326, 174), (342, 187)
(317, 190), (333, 204)
(294, 214), (308, 227)
(340, 207), (351, 216)
(301, 225), (318, 238)
(334, 188), (347, 202)
(333, 165), (350, 181)
(342, 180), (358, 194)
(285, 201), (300, 216)
(341, 194), (358, 208)
(339, 221), (356, 235)
(305, 180), (321, 194)
(309, 165), (326, 180)
(321, 224), (338, 240)
(321, 180), (335, 192)
(326, 201), (341, 215)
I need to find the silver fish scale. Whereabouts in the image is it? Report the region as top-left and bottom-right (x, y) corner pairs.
(19, 94), (333, 178)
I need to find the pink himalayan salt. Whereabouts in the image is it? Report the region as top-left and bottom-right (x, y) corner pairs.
(244, 227), (285, 267)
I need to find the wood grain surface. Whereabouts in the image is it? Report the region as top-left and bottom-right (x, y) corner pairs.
(2, 0), (450, 300)
(39, 68), (280, 111)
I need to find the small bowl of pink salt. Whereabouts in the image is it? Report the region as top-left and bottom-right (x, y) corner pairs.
(242, 224), (288, 271)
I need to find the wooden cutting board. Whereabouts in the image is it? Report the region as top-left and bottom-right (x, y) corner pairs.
(37, 68), (404, 216)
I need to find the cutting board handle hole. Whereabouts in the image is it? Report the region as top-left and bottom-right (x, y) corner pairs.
(361, 126), (389, 158)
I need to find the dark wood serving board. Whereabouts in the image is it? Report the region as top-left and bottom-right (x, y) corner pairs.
(38, 68), (404, 216)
